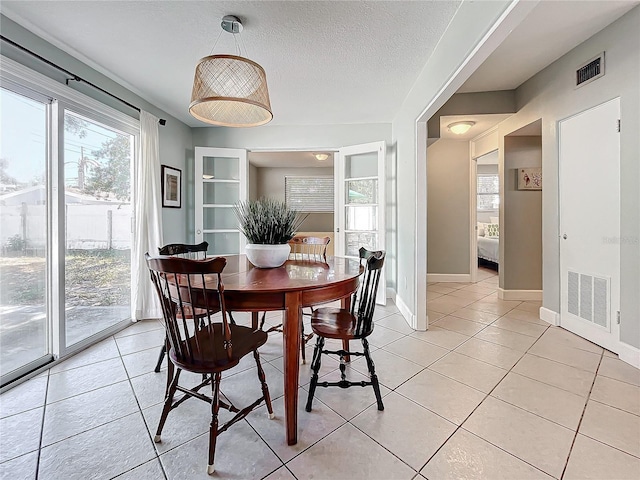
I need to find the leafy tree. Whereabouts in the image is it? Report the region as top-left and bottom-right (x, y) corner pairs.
(65, 115), (89, 139)
(84, 135), (131, 201)
(0, 157), (18, 185)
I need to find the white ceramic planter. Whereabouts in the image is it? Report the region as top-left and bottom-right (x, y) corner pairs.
(245, 243), (291, 268)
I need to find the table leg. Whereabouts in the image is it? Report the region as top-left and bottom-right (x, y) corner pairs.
(283, 291), (302, 445)
(251, 312), (259, 330)
(341, 296), (351, 362)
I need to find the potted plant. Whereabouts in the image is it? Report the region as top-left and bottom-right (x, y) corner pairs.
(234, 198), (307, 268)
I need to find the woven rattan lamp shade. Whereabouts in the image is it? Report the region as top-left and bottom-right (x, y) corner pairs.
(189, 54), (273, 127)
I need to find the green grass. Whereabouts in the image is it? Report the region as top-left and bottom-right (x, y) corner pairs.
(0, 249), (130, 306)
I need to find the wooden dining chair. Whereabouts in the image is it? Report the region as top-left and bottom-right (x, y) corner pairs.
(258, 235), (331, 364)
(154, 242), (209, 373)
(288, 235), (331, 262)
(146, 254), (274, 475)
(305, 247), (385, 412)
(158, 241), (209, 259)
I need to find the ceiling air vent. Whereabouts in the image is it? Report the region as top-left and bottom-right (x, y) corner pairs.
(576, 52), (604, 88)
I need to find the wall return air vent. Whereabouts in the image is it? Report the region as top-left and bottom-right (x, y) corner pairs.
(576, 52), (605, 88)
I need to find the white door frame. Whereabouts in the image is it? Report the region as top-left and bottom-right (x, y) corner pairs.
(469, 152), (478, 284)
(336, 141), (387, 305)
(469, 127), (501, 284)
(194, 146), (248, 254)
(414, 2), (532, 331)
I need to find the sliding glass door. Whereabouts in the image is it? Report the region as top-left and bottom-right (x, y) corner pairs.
(0, 59), (139, 386)
(63, 111), (134, 346)
(0, 87), (52, 381)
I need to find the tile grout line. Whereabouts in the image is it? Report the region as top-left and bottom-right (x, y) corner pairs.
(276, 331), (422, 478)
(345, 417), (420, 476)
(587, 396), (640, 419)
(559, 350), (604, 479)
(17, 284), (631, 480)
(115, 334), (169, 480)
(250, 396), (345, 479)
(34, 370), (50, 480)
(415, 309), (560, 478)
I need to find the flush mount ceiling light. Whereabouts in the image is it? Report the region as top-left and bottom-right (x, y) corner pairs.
(314, 153), (329, 161)
(189, 15), (272, 128)
(448, 121), (476, 135)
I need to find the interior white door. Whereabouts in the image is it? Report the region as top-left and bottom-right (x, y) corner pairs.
(559, 98), (620, 351)
(336, 141), (386, 305)
(194, 147), (248, 255)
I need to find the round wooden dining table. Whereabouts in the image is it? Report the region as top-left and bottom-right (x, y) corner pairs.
(217, 254), (363, 445)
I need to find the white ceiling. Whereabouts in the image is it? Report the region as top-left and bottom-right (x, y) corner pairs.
(1, 1), (637, 130)
(459, 0), (637, 93)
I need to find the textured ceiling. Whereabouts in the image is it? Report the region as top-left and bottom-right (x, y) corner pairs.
(2, 1), (637, 130)
(0, 1), (461, 127)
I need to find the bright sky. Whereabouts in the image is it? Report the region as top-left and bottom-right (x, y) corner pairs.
(0, 87), (117, 186)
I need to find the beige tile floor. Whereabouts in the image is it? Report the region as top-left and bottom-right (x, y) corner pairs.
(1, 267), (639, 479)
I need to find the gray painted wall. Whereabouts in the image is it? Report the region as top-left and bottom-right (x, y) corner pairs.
(428, 90), (517, 141)
(426, 139), (470, 274)
(495, 6), (640, 348)
(249, 164), (259, 202)
(1, 15), (193, 245)
(502, 136), (542, 291)
(192, 123), (396, 289)
(255, 166), (334, 232)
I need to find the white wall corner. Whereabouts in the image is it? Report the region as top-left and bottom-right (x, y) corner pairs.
(386, 288), (396, 302)
(395, 294), (417, 329)
(539, 307), (560, 326)
(618, 342), (640, 369)
(498, 288), (543, 301)
(427, 274), (472, 283)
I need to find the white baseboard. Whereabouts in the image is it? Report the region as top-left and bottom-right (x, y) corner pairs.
(427, 273), (472, 283)
(498, 288), (543, 301)
(395, 294), (416, 329)
(543, 310), (639, 369)
(618, 341), (640, 369)
(539, 307), (560, 326)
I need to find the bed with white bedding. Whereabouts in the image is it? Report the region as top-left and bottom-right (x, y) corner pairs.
(477, 236), (499, 264)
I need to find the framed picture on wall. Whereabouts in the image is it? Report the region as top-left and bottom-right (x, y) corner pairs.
(518, 167), (542, 190)
(161, 165), (182, 208)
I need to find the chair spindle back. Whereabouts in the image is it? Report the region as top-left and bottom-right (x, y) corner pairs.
(158, 241), (208, 259)
(288, 236), (330, 262)
(147, 255), (233, 365)
(351, 247), (385, 337)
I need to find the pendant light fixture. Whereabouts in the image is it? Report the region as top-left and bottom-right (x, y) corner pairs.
(189, 15), (273, 127)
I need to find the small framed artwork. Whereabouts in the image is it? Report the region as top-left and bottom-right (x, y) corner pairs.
(518, 167), (542, 190)
(161, 165), (182, 208)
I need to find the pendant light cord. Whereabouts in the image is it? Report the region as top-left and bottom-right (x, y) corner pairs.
(208, 28), (224, 55)
(207, 26), (249, 59)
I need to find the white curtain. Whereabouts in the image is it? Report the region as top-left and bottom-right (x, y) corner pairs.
(132, 111), (164, 320)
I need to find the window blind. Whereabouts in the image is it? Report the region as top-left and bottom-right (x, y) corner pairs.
(477, 174), (499, 210)
(285, 176), (334, 212)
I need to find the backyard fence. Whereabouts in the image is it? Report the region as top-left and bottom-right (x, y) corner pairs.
(1, 202), (132, 253)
